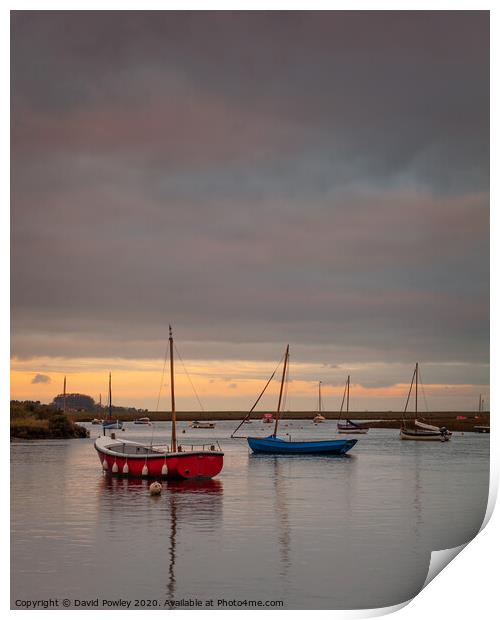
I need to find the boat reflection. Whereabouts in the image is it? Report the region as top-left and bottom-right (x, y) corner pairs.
(97, 475), (223, 601)
(273, 459), (291, 579)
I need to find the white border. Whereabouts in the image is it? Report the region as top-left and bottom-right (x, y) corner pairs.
(4, 3), (496, 618)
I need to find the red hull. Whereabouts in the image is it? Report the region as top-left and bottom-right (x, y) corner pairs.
(95, 438), (223, 480)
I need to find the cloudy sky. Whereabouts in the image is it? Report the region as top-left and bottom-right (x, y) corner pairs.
(11, 11), (489, 411)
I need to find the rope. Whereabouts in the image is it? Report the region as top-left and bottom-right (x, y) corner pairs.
(402, 366), (416, 420)
(174, 342), (205, 412)
(150, 341), (169, 447)
(338, 378), (348, 420)
(230, 351), (286, 438)
(282, 352), (291, 413)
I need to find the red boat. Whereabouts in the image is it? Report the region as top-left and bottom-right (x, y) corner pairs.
(95, 435), (223, 479)
(94, 326), (224, 480)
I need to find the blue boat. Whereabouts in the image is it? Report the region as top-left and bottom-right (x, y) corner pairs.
(246, 345), (358, 457)
(248, 435), (357, 455)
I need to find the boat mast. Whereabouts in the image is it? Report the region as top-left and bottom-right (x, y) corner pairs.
(63, 376), (67, 414)
(478, 393), (482, 413)
(415, 363), (418, 419)
(108, 372), (112, 419)
(318, 381), (322, 413)
(169, 325), (177, 452)
(273, 345), (289, 438)
(347, 375), (350, 418)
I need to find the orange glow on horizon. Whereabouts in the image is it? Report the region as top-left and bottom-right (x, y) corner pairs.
(10, 356), (488, 410)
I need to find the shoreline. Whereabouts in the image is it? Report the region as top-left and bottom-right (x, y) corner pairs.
(72, 411), (490, 433)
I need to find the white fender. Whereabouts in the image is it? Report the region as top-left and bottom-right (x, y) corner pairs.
(142, 463), (149, 476)
(102, 459), (109, 470)
(123, 462), (129, 474)
(112, 462), (118, 473)
(161, 463), (168, 476)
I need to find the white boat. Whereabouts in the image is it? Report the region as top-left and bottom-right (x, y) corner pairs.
(313, 381), (326, 423)
(337, 375), (368, 434)
(133, 417), (151, 425)
(400, 363), (451, 441)
(190, 420), (215, 429)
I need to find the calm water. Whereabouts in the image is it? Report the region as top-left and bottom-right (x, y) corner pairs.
(11, 421), (489, 610)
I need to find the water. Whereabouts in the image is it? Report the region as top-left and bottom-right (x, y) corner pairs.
(11, 421), (489, 609)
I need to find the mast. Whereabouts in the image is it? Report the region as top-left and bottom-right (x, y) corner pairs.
(478, 394), (482, 413)
(63, 376), (67, 414)
(338, 376), (348, 422)
(415, 363), (418, 418)
(273, 345), (289, 438)
(347, 375), (350, 418)
(318, 381), (322, 413)
(169, 325), (177, 452)
(108, 372), (112, 420)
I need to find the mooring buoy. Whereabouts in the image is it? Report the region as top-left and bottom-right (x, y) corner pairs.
(149, 482), (162, 496)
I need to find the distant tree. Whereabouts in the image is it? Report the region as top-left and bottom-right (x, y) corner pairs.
(51, 393), (96, 412)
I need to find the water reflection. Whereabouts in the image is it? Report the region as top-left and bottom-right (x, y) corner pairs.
(11, 427), (489, 609)
(273, 459), (291, 579)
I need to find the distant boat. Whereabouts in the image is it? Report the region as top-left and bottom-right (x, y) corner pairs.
(94, 327), (223, 479)
(190, 421), (215, 429)
(102, 419), (123, 429)
(101, 373), (123, 429)
(91, 418), (104, 425)
(133, 417), (151, 425)
(313, 381), (326, 423)
(400, 363), (451, 441)
(262, 413), (274, 424)
(247, 346), (357, 456)
(337, 375), (368, 434)
(473, 393), (489, 432)
(473, 425), (490, 434)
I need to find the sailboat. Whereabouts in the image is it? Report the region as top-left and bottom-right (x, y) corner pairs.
(247, 345), (357, 455)
(102, 373), (123, 429)
(313, 381), (326, 423)
(337, 375), (368, 434)
(94, 326), (224, 479)
(473, 393), (490, 433)
(400, 363), (451, 441)
(92, 393), (104, 424)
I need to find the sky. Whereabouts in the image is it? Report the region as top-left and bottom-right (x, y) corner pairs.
(10, 11), (489, 411)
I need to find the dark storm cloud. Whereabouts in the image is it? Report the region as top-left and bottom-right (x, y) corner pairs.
(11, 11), (489, 375)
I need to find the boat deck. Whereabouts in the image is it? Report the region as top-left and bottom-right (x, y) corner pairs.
(105, 442), (165, 456)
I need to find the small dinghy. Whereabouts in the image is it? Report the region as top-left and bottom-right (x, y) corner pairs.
(95, 327), (223, 479)
(400, 363), (451, 441)
(246, 345), (357, 456)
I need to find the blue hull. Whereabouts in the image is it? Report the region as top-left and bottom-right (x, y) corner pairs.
(247, 435), (357, 455)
